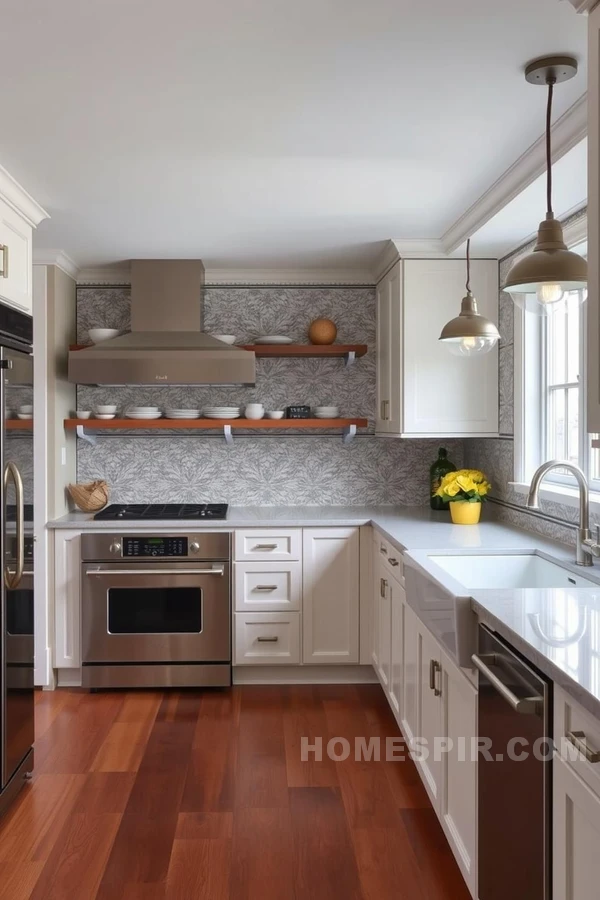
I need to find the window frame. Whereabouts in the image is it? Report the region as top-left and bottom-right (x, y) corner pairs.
(512, 219), (599, 508)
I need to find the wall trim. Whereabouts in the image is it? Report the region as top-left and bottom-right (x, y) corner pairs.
(0, 163), (49, 227)
(77, 264), (375, 286)
(33, 249), (79, 281)
(563, 0), (599, 12)
(441, 95), (587, 255)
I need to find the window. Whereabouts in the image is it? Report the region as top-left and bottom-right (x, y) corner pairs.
(514, 232), (599, 504)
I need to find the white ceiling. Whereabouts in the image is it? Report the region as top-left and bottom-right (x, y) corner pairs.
(0, 0), (588, 269)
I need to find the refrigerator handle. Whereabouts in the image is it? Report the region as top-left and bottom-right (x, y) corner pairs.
(4, 462), (24, 589)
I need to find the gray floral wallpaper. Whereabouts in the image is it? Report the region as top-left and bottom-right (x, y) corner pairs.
(76, 284), (464, 505)
(466, 207), (593, 545)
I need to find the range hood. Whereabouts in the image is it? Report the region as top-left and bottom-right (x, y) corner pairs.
(68, 259), (256, 385)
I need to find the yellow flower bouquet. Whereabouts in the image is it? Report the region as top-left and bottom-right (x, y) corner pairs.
(435, 469), (491, 524)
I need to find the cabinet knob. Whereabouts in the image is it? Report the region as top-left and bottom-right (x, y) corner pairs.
(189, 541), (200, 553)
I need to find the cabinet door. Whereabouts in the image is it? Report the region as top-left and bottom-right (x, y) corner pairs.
(402, 258), (499, 436)
(554, 756), (600, 900)
(371, 550), (381, 671)
(440, 650), (477, 896)
(376, 261), (402, 434)
(388, 578), (405, 721)
(402, 603), (420, 746)
(416, 623), (443, 805)
(54, 531), (81, 668)
(302, 528), (359, 664)
(0, 199), (33, 315)
(588, 4), (600, 433)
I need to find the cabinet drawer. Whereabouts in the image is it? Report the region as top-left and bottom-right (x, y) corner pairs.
(234, 529), (301, 562)
(234, 612), (300, 665)
(234, 562), (301, 611)
(374, 531), (404, 584)
(556, 686), (600, 800)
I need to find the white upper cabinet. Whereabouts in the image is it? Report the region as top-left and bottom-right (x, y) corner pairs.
(0, 166), (48, 316)
(376, 258), (499, 437)
(587, 4), (600, 433)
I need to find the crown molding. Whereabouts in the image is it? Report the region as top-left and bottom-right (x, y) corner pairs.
(373, 239), (448, 282)
(205, 267), (375, 285)
(0, 163), (49, 228)
(441, 94), (587, 255)
(33, 249), (79, 281)
(563, 0), (599, 12)
(77, 264), (375, 286)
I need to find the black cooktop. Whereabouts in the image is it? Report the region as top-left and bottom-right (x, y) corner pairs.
(94, 503), (229, 521)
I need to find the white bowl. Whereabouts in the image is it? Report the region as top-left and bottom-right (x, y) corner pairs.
(17, 413), (33, 420)
(88, 328), (120, 343)
(96, 405), (117, 414)
(245, 410), (265, 420)
(95, 413), (116, 420)
(18, 405), (33, 414)
(210, 334), (236, 345)
(266, 410), (284, 419)
(76, 410), (91, 419)
(245, 403), (264, 412)
(127, 406), (159, 413)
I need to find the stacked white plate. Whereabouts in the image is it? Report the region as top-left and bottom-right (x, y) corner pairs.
(314, 406), (339, 418)
(203, 407), (241, 419)
(126, 406), (162, 420)
(254, 336), (293, 345)
(165, 409), (201, 419)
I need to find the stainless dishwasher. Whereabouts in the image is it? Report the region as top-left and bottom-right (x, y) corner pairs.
(472, 625), (552, 900)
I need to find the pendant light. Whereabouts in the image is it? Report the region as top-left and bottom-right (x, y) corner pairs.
(439, 238), (500, 357)
(503, 56), (587, 315)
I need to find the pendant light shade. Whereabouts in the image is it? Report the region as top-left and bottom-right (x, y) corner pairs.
(503, 56), (587, 315)
(439, 239), (500, 357)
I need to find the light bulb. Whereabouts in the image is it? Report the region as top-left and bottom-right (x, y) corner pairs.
(444, 335), (498, 357)
(537, 283), (565, 306)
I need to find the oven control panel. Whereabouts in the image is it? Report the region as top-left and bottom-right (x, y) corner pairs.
(122, 537), (189, 557)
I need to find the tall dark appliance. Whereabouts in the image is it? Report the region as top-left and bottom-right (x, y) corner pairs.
(0, 302), (34, 816)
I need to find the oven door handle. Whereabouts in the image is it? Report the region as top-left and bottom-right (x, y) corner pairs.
(85, 566), (225, 576)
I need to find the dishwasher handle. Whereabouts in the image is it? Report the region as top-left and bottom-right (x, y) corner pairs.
(472, 653), (543, 715)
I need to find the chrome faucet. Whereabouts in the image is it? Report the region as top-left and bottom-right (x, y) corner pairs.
(527, 460), (600, 566)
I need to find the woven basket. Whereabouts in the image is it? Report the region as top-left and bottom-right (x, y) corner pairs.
(68, 480), (109, 512)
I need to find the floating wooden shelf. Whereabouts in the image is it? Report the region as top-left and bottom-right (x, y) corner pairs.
(65, 417), (368, 446)
(68, 343), (368, 365)
(6, 419), (33, 430)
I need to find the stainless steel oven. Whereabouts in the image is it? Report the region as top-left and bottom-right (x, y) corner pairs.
(81, 532), (231, 689)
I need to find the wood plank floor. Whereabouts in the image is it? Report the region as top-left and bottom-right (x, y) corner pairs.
(0, 685), (472, 900)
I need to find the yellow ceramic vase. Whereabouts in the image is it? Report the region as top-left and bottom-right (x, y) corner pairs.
(449, 501), (482, 525)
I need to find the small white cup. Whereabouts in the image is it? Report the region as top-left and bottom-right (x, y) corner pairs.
(19, 405), (33, 414)
(266, 410), (284, 419)
(75, 410), (91, 419)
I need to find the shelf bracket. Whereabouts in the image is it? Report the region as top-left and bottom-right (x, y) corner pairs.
(344, 350), (356, 368)
(223, 425), (233, 445)
(76, 425), (97, 447)
(342, 424), (357, 444)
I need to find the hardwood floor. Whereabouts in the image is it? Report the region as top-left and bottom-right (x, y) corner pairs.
(0, 685), (472, 900)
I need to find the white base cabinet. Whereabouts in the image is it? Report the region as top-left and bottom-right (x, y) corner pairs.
(302, 528), (359, 664)
(553, 756), (600, 900)
(371, 530), (477, 898)
(376, 258), (499, 437)
(53, 530), (81, 669)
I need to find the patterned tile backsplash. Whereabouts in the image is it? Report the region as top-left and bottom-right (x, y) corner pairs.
(466, 207), (591, 546)
(76, 284), (464, 505)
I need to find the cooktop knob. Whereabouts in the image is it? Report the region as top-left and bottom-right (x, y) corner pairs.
(190, 541), (200, 553)
(109, 541), (122, 554)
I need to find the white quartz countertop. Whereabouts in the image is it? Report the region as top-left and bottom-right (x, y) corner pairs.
(46, 504), (571, 556)
(49, 502), (600, 714)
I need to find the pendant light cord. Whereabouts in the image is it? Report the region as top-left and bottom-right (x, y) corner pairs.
(546, 77), (556, 217)
(465, 238), (471, 293)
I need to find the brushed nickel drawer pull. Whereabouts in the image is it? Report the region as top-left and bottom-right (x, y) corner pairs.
(254, 543), (278, 550)
(430, 659), (441, 696)
(380, 544), (387, 555)
(254, 585), (278, 591)
(0, 244), (8, 278)
(257, 636), (279, 643)
(380, 577), (387, 598)
(389, 558), (399, 567)
(567, 730), (600, 763)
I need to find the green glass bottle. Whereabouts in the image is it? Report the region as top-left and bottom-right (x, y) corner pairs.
(430, 447), (456, 510)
